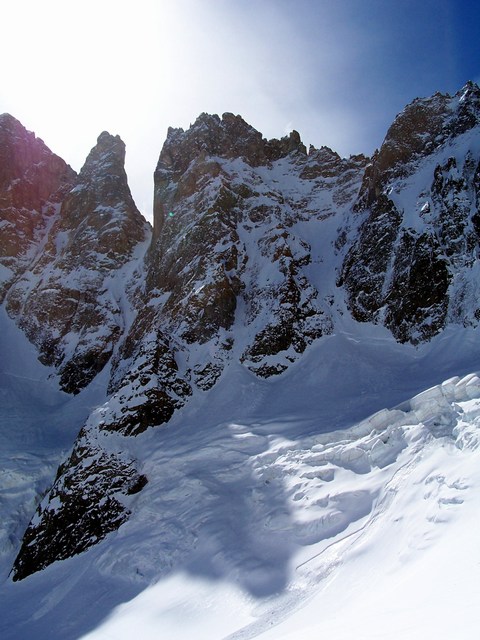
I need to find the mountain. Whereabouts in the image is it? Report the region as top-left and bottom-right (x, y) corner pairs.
(3, 127), (150, 395)
(9, 110), (370, 581)
(0, 113), (76, 302)
(340, 81), (480, 342)
(1, 82), (480, 637)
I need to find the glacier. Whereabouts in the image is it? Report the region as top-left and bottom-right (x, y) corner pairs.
(2, 83), (480, 638)
(1, 304), (480, 638)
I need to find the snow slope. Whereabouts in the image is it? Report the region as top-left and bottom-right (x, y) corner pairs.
(1, 315), (480, 639)
(82, 368), (480, 640)
(0, 307), (108, 582)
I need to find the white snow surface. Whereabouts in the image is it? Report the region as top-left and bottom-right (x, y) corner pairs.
(1, 304), (480, 639)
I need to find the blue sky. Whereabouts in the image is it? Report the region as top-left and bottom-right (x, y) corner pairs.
(1, 0), (479, 220)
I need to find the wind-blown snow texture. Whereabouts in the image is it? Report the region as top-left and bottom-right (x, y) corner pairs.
(1, 83), (480, 639)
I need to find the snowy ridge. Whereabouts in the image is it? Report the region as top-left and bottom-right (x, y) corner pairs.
(341, 82), (480, 343)
(81, 370), (480, 640)
(2, 83), (480, 637)
(2, 356), (479, 639)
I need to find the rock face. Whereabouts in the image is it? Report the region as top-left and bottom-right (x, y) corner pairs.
(12, 423), (147, 581)
(147, 113), (364, 379)
(3, 130), (151, 393)
(0, 114), (76, 302)
(7, 113), (366, 579)
(340, 81), (480, 342)
(105, 112), (365, 445)
(6, 81), (480, 580)
(0, 126), (151, 581)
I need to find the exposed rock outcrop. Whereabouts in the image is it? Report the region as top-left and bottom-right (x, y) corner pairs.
(12, 425), (147, 582)
(8, 81), (480, 580)
(341, 82), (480, 342)
(147, 113), (363, 382)
(0, 114), (76, 301)
(4, 130), (150, 393)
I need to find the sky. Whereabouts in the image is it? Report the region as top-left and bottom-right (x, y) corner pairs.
(1, 0), (480, 221)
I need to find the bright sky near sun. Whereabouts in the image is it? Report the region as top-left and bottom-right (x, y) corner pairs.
(1, 0), (480, 221)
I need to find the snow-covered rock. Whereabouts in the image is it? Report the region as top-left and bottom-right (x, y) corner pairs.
(4, 82), (480, 591)
(0, 113), (76, 301)
(340, 81), (480, 343)
(4, 130), (151, 393)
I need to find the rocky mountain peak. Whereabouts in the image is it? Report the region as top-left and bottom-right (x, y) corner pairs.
(157, 112), (264, 177)
(82, 130), (126, 173)
(0, 112), (35, 158)
(361, 81), (480, 204)
(0, 113), (31, 180)
(57, 130), (147, 243)
(3, 127), (150, 395)
(0, 111), (19, 127)
(157, 113), (262, 174)
(156, 112), (307, 179)
(0, 113), (76, 208)
(153, 113), (308, 242)
(71, 131), (130, 207)
(341, 80), (480, 344)
(7, 81), (480, 582)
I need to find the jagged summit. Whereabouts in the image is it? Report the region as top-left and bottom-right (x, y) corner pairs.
(2, 127), (150, 395)
(0, 112), (33, 139)
(153, 113), (320, 243)
(0, 111), (18, 123)
(3, 81), (480, 584)
(61, 129), (145, 233)
(157, 111), (306, 178)
(341, 80), (480, 343)
(76, 130), (127, 191)
(82, 130), (127, 172)
(0, 112), (31, 151)
(0, 112), (75, 203)
(0, 114), (76, 302)
(365, 81), (480, 196)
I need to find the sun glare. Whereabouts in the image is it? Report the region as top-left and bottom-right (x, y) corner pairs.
(2, 0), (475, 223)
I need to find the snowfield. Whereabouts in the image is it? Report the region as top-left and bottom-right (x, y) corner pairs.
(78, 375), (480, 640)
(1, 306), (480, 639)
